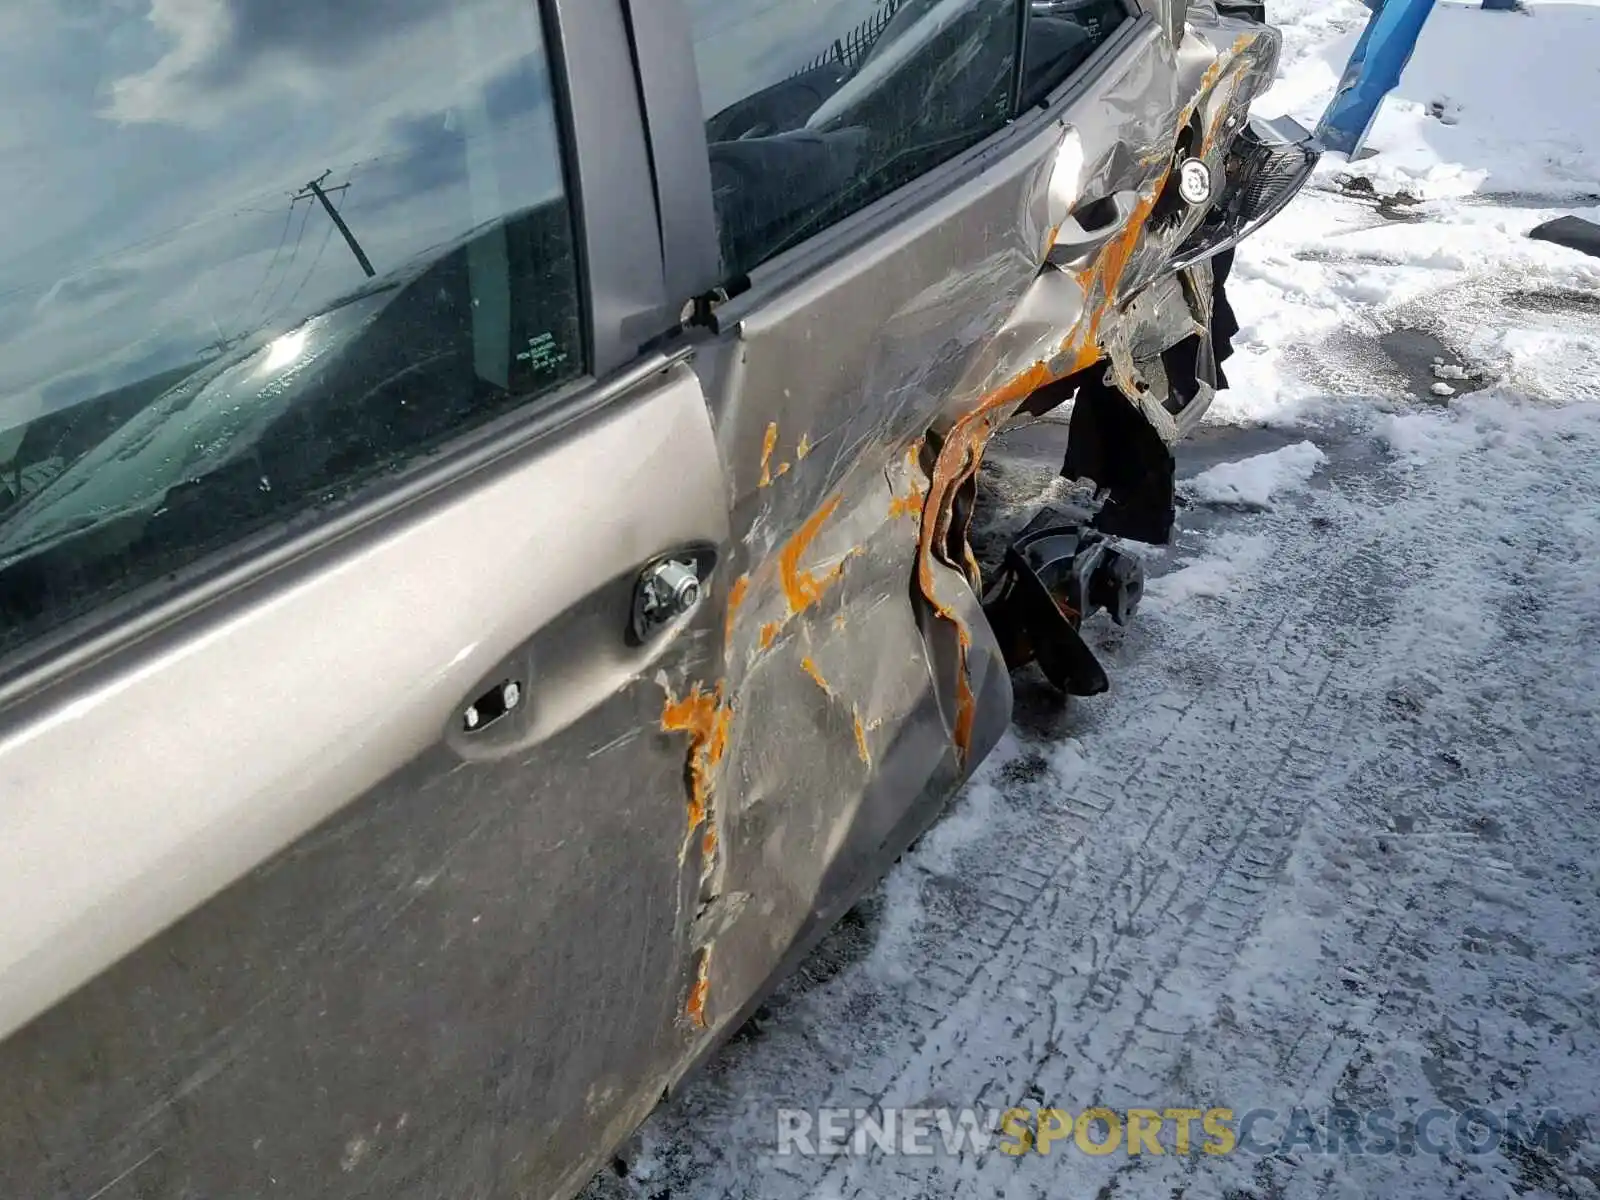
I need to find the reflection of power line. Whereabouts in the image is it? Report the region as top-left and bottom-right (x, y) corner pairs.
(294, 171), (375, 279)
(1, 127), (536, 308)
(0, 124), (523, 310)
(251, 200), (314, 334)
(0, 176), (354, 308)
(273, 219), (338, 325)
(221, 203), (297, 339)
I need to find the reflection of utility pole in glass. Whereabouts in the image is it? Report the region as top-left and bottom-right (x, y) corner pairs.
(293, 171), (376, 278)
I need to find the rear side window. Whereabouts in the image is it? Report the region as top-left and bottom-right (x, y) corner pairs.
(685, 0), (1132, 279)
(687, 0), (1024, 277)
(0, 0), (581, 659)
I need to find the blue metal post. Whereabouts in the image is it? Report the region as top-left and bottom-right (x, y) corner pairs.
(1314, 0), (1438, 157)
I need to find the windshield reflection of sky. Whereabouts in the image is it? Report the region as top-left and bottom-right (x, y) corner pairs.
(0, 0), (564, 450)
(0, 0), (904, 449)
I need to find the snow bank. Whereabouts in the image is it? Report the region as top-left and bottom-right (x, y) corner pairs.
(1208, 0), (1600, 428)
(1186, 440), (1328, 508)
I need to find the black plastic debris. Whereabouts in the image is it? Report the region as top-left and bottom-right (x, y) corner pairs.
(1529, 216), (1600, 261)
(982, 508), (1146, 697)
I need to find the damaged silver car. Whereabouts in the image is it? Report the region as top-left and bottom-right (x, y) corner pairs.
(0, 0), (1317, 1195)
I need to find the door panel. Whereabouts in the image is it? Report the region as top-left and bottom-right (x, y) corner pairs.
(659, 0), (1283, 1055)
(0, 360), (731, 1198)
(659, 12), (1182, 1044)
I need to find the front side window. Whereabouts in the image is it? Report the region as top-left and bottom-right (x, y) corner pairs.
(685, 0), (1133, 279)
(0, 0), (582, 659)
(1020, 0), (1130, 109)
(687, 0), (1024, 277)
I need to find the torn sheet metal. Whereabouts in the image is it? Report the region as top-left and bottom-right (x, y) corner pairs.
(913, 18), (1280, 739)
(659, 9), (1285, 1059)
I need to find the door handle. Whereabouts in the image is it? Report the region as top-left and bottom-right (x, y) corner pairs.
(630, 546), (716, 645)
(1047, 190), (1139, 267)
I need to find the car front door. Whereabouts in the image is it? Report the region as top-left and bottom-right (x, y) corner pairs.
(0, 2), (734, 1198)
(625, 0), (1285, 1057)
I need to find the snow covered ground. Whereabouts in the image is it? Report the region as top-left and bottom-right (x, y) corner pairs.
(586, 4), (1600, 1197)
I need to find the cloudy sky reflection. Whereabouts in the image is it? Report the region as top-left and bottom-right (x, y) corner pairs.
(0, 0), (565, 445)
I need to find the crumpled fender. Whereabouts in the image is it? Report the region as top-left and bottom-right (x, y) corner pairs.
(913, 12), (1281, 753)
(658, 8), (1283, 1054)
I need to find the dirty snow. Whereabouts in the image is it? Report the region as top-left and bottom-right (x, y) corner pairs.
(586, 4), (1600, 1198)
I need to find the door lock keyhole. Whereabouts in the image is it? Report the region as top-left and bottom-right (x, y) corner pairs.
(633, 558), (703, 642)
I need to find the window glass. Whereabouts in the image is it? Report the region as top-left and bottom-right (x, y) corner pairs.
(686, 0), (1024, 277)
(1020, 0), (1130, 110)
(0, 0), (581, 658)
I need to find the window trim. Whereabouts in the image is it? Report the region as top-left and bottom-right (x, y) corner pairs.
(1011, 0), (1031, 116)
(544, 0), (672, 375)
(620, 0), (722, 316)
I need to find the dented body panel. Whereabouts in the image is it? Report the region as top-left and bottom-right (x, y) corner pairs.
(659, 0), (1283, 1094)
(0, 3), (1297, 1199)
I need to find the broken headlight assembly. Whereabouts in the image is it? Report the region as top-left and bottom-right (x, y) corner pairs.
(1170, 113), (1322, 273)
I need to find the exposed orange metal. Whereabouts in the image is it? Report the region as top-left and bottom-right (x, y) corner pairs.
(686, 949), (711, 1028)
(702, 823), (718, 861)
(852, 707), (872, 766)
(779, 495), (847, 615)
(724, 574), (749, 644)
(759, 421), (779, 487)
(759, 622), (781, 650)
(951, 624), (976, 757)
(800, 656), (833, 695)
(661, 682), (732, 837)
(910, 114), (1186, 762)
(889, 469), (926, 521)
